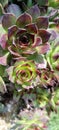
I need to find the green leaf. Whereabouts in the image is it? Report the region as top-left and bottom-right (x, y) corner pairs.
(37, 0), (48, 6)
(27, 0), (32, 8)
(27, 52), (44, 63)
(0, 65), (6, 76)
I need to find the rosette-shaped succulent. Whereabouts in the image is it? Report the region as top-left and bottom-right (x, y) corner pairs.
(7, 60), (37, 88)
(0, 5), (51, 59)
(47, 37), (59, 73)
(38, 69), (57, 87)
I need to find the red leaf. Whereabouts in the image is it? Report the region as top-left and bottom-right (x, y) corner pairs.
(16, 13), (32, 27)
(0, 53), (9, 66)
(0, 34), (7, 49)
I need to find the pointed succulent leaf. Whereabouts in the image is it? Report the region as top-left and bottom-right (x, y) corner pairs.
(25, 23), (38, 34)
(48, 8), (58, 20)
(36, 16), (49, 29)
(27, 5), (40, 21)
(8, 46), (22, 57)
(6, 66), (14, 83)
(37, 43), (50, 54)
(32, 37), (42, 47)
(2, 13), (16, 31)
(6, 4), (22, 18)
(38, 29), (51, 43)
(0, 52), (9, 66)
(48, 30), (58, 41)
(27, 52), (44, 64)
(0, 24), (7, 49)
(8, 25), (18, 39)
(54, 17), (59, 24)
(0, 76), (7, 93)
(37, 59), (47, 69)
(16, 13), (32, 28)
(0, 34), (7, 49)
(16, 28), (27, 37)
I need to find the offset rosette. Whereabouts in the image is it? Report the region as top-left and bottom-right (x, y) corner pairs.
(7, 60), (37, 87)
(38, 69), (57, 87)
(47, 37), (59, 73)
(1, 5), (51, 59)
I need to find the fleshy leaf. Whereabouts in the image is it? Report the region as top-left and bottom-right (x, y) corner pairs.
(27, 52), (44, 64)
(0, 24), (7, 49)
(36, 59), (47, 69)
(0, 76), (7, 93)
(38, 29), (51, 43)
(6, 66), (14, 83)
(16, 13), (32, 28)
(54, 17), (59, 24)
(0, 65), (5, 77)
(25, 23), (38, 34)
(16, 28), (27, 37)
(8, 46), (21, 57)
(32, 37), (42, 47)
(0, 34), (7, 49)
(27, 5), (40, 21)
(37, 43), (50, 54)
(2, 13), (16, 31)
(8, 25), (18, 39)
(48, 29), (58, 41)
(6, 4), (22, 18)
(48, 8), (58, 20)
(0, 52), (9, 66)
(36, 16), (49, 29)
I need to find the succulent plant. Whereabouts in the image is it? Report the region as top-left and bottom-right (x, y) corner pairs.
(0, 5), (51, 60)
(7, 60), (37, 88)
(0, 4), (52, 91)
(47, 37), (59, 74)
(38, 69), (58, 88)
(0, 2), (59, 130)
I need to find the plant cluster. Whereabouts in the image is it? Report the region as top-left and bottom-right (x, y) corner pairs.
(0, 0), (59, 130)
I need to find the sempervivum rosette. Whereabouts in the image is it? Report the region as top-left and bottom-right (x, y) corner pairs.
(7, 60), (37, 88)
(0, 5), (51, 59)
(47, 37), (59, 73)
(38, 69), (58, 88)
